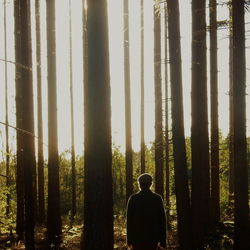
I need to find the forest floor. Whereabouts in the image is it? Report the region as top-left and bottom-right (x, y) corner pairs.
(0, 216), (234, 249)
(0, 216), (179, 250)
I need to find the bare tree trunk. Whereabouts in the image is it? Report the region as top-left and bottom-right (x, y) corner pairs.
(81, 0), (114, 248)
(46, 0), (62, 245)
(164, 2), (170, 227)
(35, 0), (45, 225)
(191, 0), (210, 248)
(228, 2), (234, 203)
(69, 0), (76, 224)
(232, 1), (250, 249)
(140, 0), (146, 174)
(123, 0), (133, 202)
(83, 0), (87, 90)
(167, 0), (193, 248)
(4, 0), (10, 217)
(14, 0), (25, 240)
(19, 0), (36, 248)
(154, 3), (164, 198)
(209, 0), (220, 225)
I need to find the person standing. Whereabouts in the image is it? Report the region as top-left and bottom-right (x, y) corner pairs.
(126, 173), (167, 250)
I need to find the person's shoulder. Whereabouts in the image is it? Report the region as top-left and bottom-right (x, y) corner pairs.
(128, 191), (140, 201)
(151, 191), (163, 201)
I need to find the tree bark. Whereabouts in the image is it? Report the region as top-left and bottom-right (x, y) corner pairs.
(167, 0), (193, 248)
(154, 3), (164, 198)
(232, 0), (250, 249)
(19, 0), (36, 248)
(69, 0), (76, 224)
(81, 0), (114, 248)
(14, 0), (25, 241)
(4, 0), (10, 217)
(83, 0), (87, 93)
(209, 0), (220, 225)
(140, 0), (146, 174)
(123, 0), (133, 202)
(46, 0), (62, 245)
(191, 0), (210, 248)
(228, 3), (234, 203)
(35, 0), (45, 225)
(164, 2), (170, 227)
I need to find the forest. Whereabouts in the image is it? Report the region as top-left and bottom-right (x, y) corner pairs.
(0, 0), (250, 249)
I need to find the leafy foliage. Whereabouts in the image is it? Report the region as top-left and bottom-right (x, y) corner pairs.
(0, 187), (15, 234)
(0, 134), (249, 248)
(0, 158), (16, 235)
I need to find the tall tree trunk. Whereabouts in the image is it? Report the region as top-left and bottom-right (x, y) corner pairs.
(69, 0), (76, 224)
(35, 0), (45, 225)
(81, 0), (114, 248)
(46, 0), (62, 245)
(140, 0), (145, 174)
(123, 0), (133, 202)
(191, 0), (210, 248)
(164, 2), (170, 226)
(83, 0), (87, 91)
(154, 2), (164, 198)
(14, 0), (25, 240)
(209, 0), (220, 225)
(19, 0), (36, 248)
(4, 0), (10, 217)
(228, 2), (234, 203)
(167, 1), (193, 248)
(232, 1), (250, 249)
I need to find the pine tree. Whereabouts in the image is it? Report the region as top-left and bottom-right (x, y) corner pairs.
(19, 0), (36, 248)
(232, 0), (250, 248)
(140, 0), (146, 174)
(35, 0), (45, 225)
(68, 0), (76, 224)
(14, 0), (25, 240)
(154, 2), (164, 197)
(4, 0), (10, 217)
(191, 0), (210, 248)
(228, 2), (234, 203)
(46, 0), (62, 245)
(167, 0), (193, 248)
(164, 1), (170, 225)
(81, 0), (114, 248)
(123, 0), (133, 201)
(209, 0), (220, 224)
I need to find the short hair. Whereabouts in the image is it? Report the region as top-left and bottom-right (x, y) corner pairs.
(138, 173), (152, 189)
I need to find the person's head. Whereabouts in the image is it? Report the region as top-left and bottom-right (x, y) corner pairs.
(138, 173), (153, 190)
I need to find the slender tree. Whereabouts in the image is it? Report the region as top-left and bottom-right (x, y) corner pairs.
(154, 2), (164, 197)
(35, 0), (45, 225)
(167, 0), (193, 248)
(123, 0), (133, 201)
(164, 2), (170, 224)
(46, 0), (62, 245)
(69, 0), (76, 223)
(81, 0), (114, 248)
(228, 2), (234, 203)
(140, 0), (146, 174)
(191, 0), (210, 248)
(232, 0), (250, 249)
(14, 0), (25, 240)
(19, 0), (36, 248)
(209, 0), (220, 224)
(83, 0), (87, 85)
(4, 0), (10, 217)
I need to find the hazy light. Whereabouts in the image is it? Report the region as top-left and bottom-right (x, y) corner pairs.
(0, 0), (249, 159)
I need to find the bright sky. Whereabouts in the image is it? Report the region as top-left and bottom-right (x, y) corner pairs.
(0, 0), (249, 158)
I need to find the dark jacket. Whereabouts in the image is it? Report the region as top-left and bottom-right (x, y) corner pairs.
(126, 189), (166, 247)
